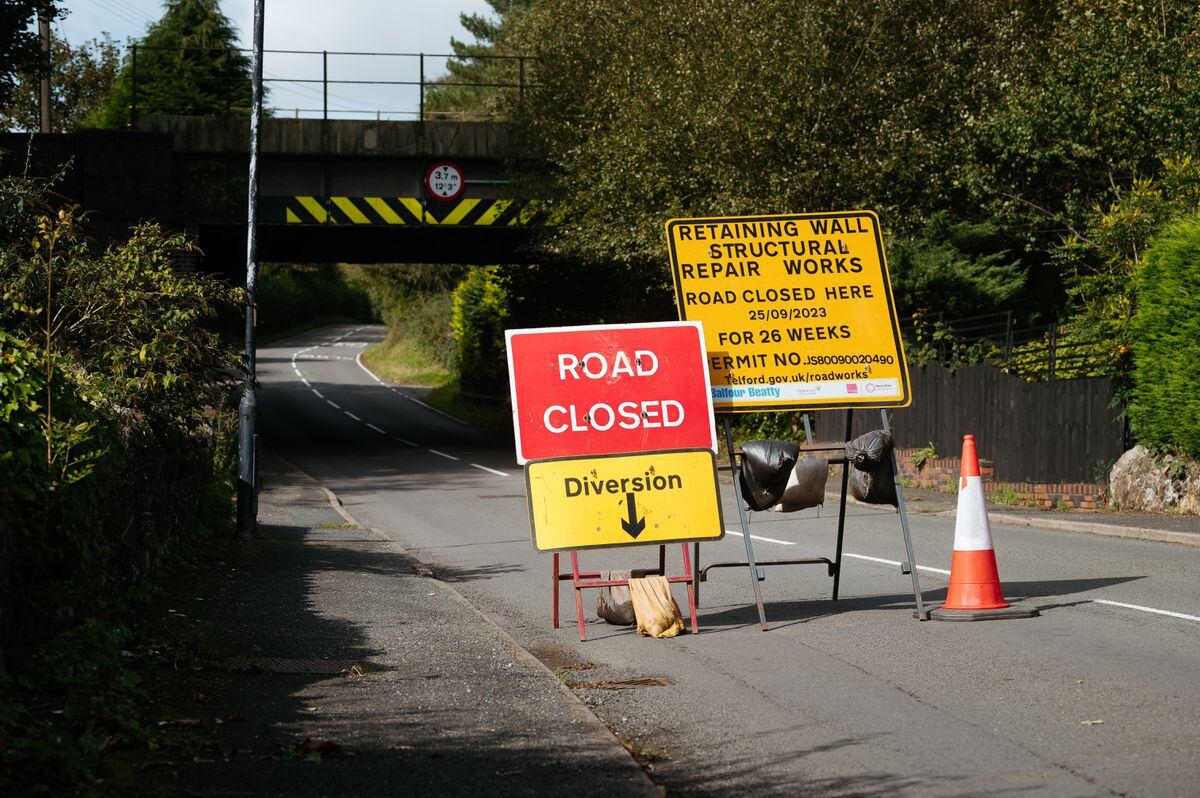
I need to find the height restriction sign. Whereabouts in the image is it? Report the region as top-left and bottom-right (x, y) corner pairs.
(665, 211), (910, 412)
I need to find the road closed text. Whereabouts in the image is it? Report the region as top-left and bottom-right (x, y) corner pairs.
(505, 323), (716, 463)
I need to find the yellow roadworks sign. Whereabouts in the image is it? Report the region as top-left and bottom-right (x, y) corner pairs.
(665, 210), (910, 411)
(525, 449), (725, 552)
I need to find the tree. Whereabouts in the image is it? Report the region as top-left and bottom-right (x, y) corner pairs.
(1, 35), (120, 132)
(0, 2), (60, 115)
(887, 214), (1026, 320)
(89, 0), (252, 128)
(424, 0), (537, 120)
(1130, 216), (1200, 456)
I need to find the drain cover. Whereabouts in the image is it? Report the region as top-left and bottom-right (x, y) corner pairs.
(226, 657), (360, 675)
(571, 677), (674, 690)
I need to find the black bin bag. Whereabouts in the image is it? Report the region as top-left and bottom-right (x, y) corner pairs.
(845, 430), (897, 506)
(738, 440), (801, 511)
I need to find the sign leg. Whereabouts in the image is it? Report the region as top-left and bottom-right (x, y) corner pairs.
(681, 543), (698, 634)
(571, 551), (587, 641)
(881, 410), (928, 620)
(832, 409), (853, 600)
(693, 542), (701, 607)
(723, 416), (768, 631)
(552, 552), (560, 629)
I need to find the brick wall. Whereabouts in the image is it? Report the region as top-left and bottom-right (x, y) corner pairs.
(893, 448), (1104, 509)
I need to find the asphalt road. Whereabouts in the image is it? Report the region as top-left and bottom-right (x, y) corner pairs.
(260, 324), (1200, 797)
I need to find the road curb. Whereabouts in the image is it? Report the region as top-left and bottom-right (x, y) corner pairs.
(269, 452), (662, 798)
(934, 509), (1200, 547)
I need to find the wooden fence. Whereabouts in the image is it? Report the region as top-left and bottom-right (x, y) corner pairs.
(808, 364), (1125, 484)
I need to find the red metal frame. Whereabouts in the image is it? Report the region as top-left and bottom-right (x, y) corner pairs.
(552, 544), (697, 641)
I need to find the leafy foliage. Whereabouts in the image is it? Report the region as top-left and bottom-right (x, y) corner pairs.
(887, 213), (1026, 320)
(1053, 158), (1200, 392)
(1, 34), (121, 132)
(1130, 217), (1200, 457)
(89, 0), (253, 127)
(424, 0), (536, 120)
(256, 263), (374, 336)
(0, 2), (60, 112)
(451, 267), (510, 394)
(0, 168), (240, 672)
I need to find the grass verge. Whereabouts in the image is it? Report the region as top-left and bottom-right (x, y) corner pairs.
(360, 331), (452, 387)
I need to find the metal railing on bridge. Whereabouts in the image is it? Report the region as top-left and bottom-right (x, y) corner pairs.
(126, 46), (531, 126)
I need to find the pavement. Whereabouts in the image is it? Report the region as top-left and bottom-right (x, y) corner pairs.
(206, 322), (1200, 797)
(150, 451), (658, 797)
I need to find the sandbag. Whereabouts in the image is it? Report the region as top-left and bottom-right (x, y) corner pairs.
(770, 458), (829, 512)
(846, 430), (898, 506)
(845, 430), (893, 469)
(629, 576), (685, 638)
(596, 569), (648, 625)
(738, 439), (802, 511)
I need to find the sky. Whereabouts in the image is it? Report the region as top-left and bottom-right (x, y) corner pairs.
(49, 1), (499, 119)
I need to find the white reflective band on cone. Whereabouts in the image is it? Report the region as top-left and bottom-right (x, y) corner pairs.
(953, 475), (994, 551)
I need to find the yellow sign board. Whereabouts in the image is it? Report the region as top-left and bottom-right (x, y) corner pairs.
(525, 449), (725, 552)
(666, 211), (910, 411)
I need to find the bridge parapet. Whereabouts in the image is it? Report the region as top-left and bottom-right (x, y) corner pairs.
(138, 116), (508, 158)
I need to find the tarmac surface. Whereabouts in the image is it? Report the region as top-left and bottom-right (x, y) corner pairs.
(157, 452), (658, 797)
(216, 323), (1199, 797)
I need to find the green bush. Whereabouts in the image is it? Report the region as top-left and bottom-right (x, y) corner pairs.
(0, 176), (240, 666)
(1130, 216), (1200, 456)
(451, 267), (510, 395)
(256, 263), (374, 335)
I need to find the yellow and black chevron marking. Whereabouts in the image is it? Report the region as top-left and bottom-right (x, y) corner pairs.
(261, 195), (543, 226)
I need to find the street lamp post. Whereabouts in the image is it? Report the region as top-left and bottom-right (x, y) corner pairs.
(237, 0), (265, 537)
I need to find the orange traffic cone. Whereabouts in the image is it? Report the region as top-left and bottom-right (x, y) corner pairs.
(929, 435), (1038, 621)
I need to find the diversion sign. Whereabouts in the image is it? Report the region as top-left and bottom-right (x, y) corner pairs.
(666, 211), (910, 412)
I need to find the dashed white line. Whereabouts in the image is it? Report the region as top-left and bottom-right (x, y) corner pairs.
(312, 389), (324, 399)
(327, 400), (341, 410)
(394, 437), (418, 447)
(722, 529), (952, 575)
(367, 423), (387, 434)
(345, 411), (361, 421)
(1092, 599), (1200, 623)
(724, 528), (798, 546)
(300, 377), (310, 387)
(471, 463), (509, 477)
(428, 448), (460, 461)
(843, 552), (952, 576)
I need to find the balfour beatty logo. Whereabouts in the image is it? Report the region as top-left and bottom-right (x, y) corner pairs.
(564, 471), (684, 497)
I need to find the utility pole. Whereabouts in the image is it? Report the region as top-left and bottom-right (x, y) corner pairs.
(237, 0), (265, 537)
(38, 3), (51, 133)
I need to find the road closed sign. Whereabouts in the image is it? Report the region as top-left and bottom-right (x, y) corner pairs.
(665, 211), (910, 412)
(505, 322), (717, 464)
(525, 449), (724, 552)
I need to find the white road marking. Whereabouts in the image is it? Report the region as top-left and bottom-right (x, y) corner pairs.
(312, 389), (324, 399)
(428, 448), (460, 461)
(471, 463), (509, 477)
(724, 528), (798, 546)
(367, 423), (387, 434)
(345, 411), (361, 421)
(300, 377), (310, 386)
(394, 437), (418, 446)
(843, 552), (952, 576)
(722, 529), (953, 574)
(355, 351), (384, 384)
(1092, 599), (1200, 623)
(327, 401), (341, 410)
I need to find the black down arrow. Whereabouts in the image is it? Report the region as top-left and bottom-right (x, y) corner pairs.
(621, 492), (646, 539)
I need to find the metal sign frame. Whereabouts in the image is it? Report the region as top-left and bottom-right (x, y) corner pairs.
(665, 211), (927, 627)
